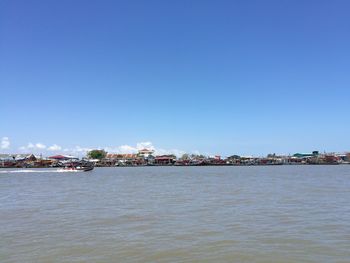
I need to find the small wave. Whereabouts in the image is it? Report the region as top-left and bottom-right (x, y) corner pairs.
(56, 169), (80, 173)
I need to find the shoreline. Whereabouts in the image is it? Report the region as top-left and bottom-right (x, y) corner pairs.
(1, 163), (349, 169)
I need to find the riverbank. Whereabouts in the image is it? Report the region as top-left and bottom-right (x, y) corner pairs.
(1, 151), (349, 168)
(1, 163), (349, 169)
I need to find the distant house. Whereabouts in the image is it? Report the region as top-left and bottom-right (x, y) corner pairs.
(154, 155), (176, 165)
(293, 151), (318, 158)
(0, 154), (37, 161)
(346, 153), (350, 162)
(48, 155), (78, 161)
(137, 149), (155, 165)
(226, 155), (241, 165)
(324, 155), (340, 164)
(106, 153), (142, 166)
(0, 154), (38, 168)
(106, 153), (138, 162)
(23, 154), (37, 162)
(0, 154), (16, 161)
(138, 148), (154, 158)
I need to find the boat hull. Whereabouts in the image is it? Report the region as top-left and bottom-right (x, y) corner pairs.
(76, 166), (94, 172)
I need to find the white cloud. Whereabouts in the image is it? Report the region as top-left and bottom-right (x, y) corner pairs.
(112, 145), (137, 154)
(17, 143), (88, 156)
(1, 137), (10, 149)
(19, 142), (46, 151)
(136, 141), (155, 150)
(152, 147), (186, 157)
(135, 142), (185, 157)
(19, 143), (32, 151)
(63, 146), (92, 155)
(35, 143), (46, 149)
(16, 140), (187, 158)
(104, 145), (135, 154)
(105, 141), (185, 157)
(27, 143), (34, 148)
(48, 144), (62, 151)
(74, 146), (92, 153)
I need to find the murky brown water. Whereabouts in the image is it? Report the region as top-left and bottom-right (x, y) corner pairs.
(1, 166), (350, 263)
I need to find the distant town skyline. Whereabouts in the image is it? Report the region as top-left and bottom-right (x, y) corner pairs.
(1, 1), (350, 156)
(1, 136), (348, 158)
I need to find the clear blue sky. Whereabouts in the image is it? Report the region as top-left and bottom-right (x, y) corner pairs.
(1, 0), (349, 156)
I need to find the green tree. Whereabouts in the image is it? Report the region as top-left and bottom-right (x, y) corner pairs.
(190, 154), (206, 159)
(181, 153), (190, 160)
(87, 149), (107, 160)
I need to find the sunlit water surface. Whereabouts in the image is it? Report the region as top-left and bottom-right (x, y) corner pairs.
(1, 166), (350, 263)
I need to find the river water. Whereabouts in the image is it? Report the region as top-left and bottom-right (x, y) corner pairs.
(1, 166), (349, 263)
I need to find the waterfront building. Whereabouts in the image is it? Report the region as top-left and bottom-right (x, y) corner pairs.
(138, 148), (154, 158)
(0, 154), (38, 168)
(154, 155), (176, 165)
(293, 151), (319, 158)
(48, 155), (78, 161)
(106, 153), (143, 166)
(137, 149), (155, 165)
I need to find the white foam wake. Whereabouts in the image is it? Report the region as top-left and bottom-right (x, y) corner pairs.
(0, 169), (80, 174)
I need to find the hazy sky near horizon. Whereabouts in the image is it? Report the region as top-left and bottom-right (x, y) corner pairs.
(1, 0), (350, 156)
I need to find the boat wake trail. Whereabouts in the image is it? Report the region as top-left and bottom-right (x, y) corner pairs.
(0, 169), (80, 174)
